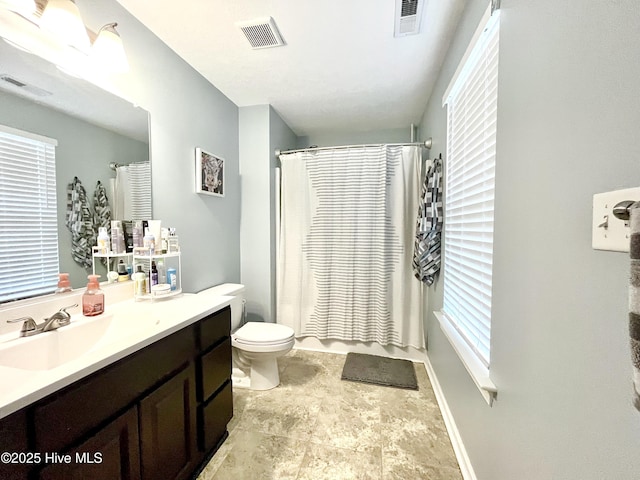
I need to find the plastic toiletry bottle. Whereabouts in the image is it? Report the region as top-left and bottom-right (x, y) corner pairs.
(168, 227), (179, 253)
(111, 220), (126, 254)
(82, 275), (104, 316)
(55, 273), (72, 293)
(111, 222), (121, 254)
(143, 228), (155, 255)
(160, 228), (168, 254)
(167, 268), (177, 291)
(132, 221), (143, 248)
(133, 265), (147, 297)
(97, 227), (110, 254)
(157, 259), (167, 284)
(150, 261), (159, 287)
(117, 260), (129, 282)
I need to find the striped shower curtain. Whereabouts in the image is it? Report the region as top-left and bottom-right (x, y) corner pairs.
(109, 162), (152, 220)
(277, 145), (424, 349)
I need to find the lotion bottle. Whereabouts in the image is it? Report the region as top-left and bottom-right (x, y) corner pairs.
(82, 275), (104, 316)
(97, 227), (110, 254)
(133, 265), (146, 297)
(143, 228), (155, 255)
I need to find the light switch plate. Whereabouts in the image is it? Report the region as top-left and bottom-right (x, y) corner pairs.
(592, 187), (640, 252)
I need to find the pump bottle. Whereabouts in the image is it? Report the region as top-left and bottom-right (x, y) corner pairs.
(82, 275), (104, 316)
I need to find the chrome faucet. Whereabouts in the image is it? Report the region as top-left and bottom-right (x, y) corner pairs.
(7, 304), (78, 337)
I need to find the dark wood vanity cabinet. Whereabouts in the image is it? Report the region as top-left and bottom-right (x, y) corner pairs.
(0, 306), (232, 480)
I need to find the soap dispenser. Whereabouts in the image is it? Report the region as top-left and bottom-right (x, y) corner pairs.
(55, 273), (72, 294)
(82, 275), (104, 316)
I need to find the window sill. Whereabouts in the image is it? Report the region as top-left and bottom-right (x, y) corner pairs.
(434, 310), (498, 406)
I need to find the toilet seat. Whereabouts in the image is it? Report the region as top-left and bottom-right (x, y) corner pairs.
(232, 322), (295, 353)
(232, 322), (294, 344)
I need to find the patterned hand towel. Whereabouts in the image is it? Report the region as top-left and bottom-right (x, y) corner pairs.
(630, 204), (640, 410)
(413, 155), (443, 285)
(66, 177), (95, 269)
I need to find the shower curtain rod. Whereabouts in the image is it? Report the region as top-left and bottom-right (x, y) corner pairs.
(274, 138), (432, 157)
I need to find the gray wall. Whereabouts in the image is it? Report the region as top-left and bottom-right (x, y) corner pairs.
(0, 91), (148, 288)
(239, 105), (297, 323)
(77, 0), (241, 293)
(239, 105), (271, 322)
(419, 0), (640, 478)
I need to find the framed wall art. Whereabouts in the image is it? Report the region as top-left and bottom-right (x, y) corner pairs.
(195, 147), (225, 197)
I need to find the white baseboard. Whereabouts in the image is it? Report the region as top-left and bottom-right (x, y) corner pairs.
(423, 356), (477, 480)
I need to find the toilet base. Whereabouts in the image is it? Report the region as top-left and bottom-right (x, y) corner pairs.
(248, 357), (281, 390)
(232, 348), (288, 390)
(231, 367), (251, 389)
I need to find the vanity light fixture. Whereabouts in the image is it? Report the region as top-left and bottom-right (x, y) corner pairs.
(39, 0), (90, 52)
(91, 23), (129, 73)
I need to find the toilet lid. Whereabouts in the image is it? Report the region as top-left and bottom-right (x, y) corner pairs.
(233, 322), (295, 344)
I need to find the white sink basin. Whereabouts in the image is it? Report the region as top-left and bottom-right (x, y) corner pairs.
(0, 313), (113, 371)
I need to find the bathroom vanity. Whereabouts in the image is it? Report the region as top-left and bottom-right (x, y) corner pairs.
(0, 291), (233, 480)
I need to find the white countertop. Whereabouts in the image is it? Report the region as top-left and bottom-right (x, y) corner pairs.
(0, 287), (233, 419)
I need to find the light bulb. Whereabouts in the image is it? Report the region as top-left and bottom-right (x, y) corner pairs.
(91, 23), (129, 73)
(40, 0), (90, 52)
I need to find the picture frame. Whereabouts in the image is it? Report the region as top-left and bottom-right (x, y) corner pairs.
(195, 147), (225, 197)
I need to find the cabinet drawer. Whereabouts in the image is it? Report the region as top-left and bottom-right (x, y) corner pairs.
(197, 381), (232, 453)
(198, 307), (230, 351)
(197, 339), (231, 402)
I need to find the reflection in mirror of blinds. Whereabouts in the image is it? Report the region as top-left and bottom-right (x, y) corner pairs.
(0, 124), (59, 303)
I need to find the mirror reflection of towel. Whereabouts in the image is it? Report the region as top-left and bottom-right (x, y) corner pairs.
(65, 177), (95, 269)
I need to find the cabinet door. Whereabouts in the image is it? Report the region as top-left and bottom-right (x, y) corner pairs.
(39, 407), (141, 480)
(139, 364), (197, 480)
(0, 410), (30, 480)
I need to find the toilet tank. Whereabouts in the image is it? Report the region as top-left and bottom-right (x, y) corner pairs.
(205, 283), (245, 330)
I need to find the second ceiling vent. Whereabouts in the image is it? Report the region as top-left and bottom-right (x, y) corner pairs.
(237, 16), (285, 49)
(394, 0), (424, 37)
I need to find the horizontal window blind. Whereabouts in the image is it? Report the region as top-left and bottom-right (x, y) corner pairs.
(0, 125), (59, 303)
(442, 12), (499, 368)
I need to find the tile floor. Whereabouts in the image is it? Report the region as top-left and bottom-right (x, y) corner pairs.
(197, 349), (462, 480)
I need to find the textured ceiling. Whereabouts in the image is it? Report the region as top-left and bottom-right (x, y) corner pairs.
(116, 0), (465, 136)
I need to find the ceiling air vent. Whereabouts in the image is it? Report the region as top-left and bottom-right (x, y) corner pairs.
(237, 16), (285, 49)
(394, 0), (424, 37)
(0, 75), (52, 96)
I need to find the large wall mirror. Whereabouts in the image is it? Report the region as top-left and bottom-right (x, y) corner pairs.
(0, 37), (151, 295)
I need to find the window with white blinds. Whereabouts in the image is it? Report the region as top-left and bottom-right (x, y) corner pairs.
(0, 124), (59, 303)
(441, 10), (500, 370)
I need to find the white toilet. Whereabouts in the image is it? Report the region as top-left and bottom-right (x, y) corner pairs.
(213, 284), (295, 390)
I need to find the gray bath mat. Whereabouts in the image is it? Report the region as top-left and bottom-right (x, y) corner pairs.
(341, 353), (418, 390)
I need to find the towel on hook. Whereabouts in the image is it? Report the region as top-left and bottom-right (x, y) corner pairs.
(93, 180), (111, 267)
(629, 204), (640, 410)
(65, 177), (95, 269)
(93, 180), (111, 233)
(413, 155), (443, 285)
